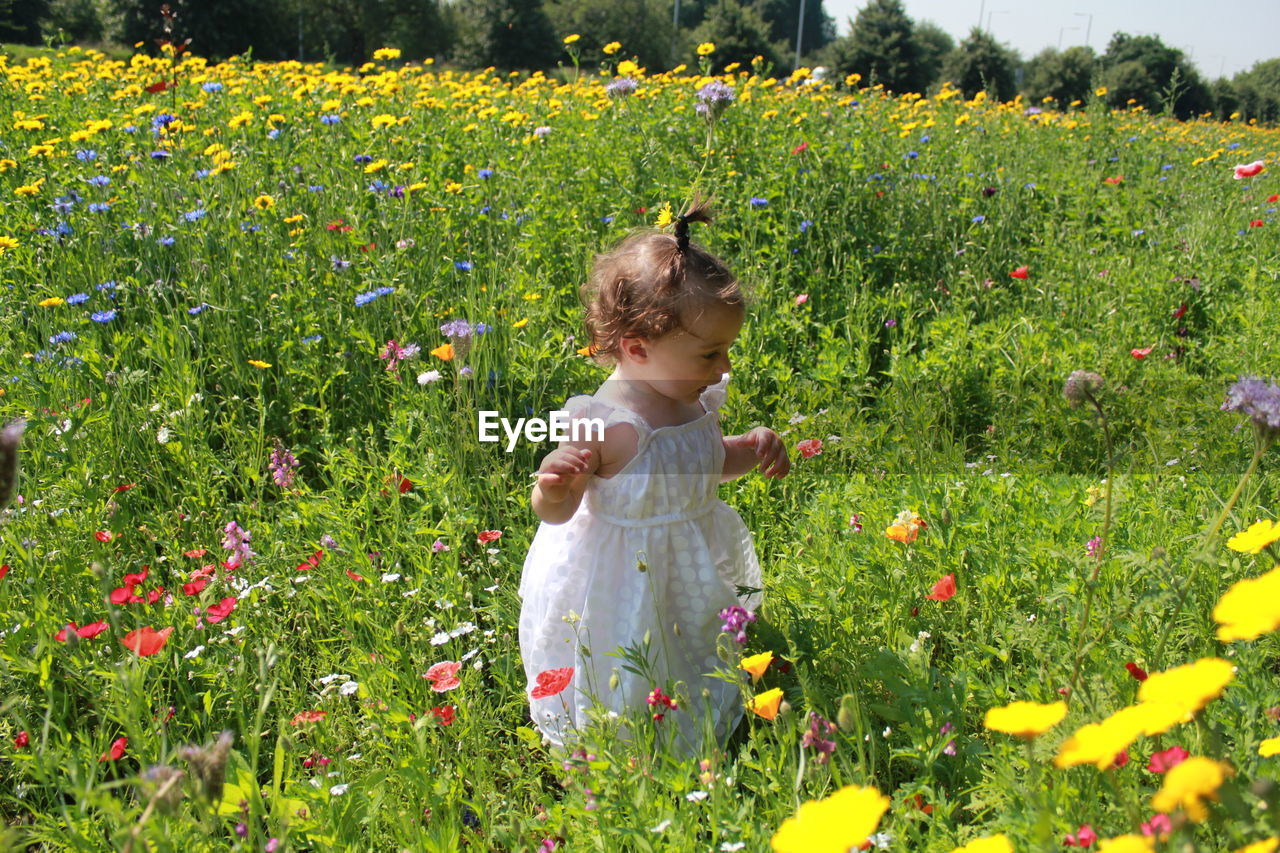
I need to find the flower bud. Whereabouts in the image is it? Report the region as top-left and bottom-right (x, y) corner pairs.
(836, 694), (857, 733)
(1063, 371), (1104, 409)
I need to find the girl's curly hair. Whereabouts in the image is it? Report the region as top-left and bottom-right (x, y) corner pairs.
(581, 198), (742, 361)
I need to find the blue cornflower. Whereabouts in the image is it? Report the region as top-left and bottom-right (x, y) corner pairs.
(353, 154), (373, 165)
(307, 185), (324, 193)
(188, 303), (209, 315)
(56, 222), (73, 237)
(33, 349), (51, 363)
(354, 290), (378, 306)
(89, 175), (110, 187)
(1127, 136), (1138, 142)
(1132, 229), (1146, 236)
(183, 208), (206, 222)
(388, 185), (405, 198)
(267, 129), (281, 140)
(195, 169), (211, 179)
(320, 114), (341, 125)
(88, 202), (110, 213)
(122, 125), (137, 133)
(150, 150), (171, 160)
(374, 286), (394, 297)
(54, 198), (75, 215)
(972, 215), (986, 223)
(799, 219), (813, 233)
(905, 151), (919, 159)
(477, 168), (494, 179)
(96, 281), (116, 291)
(151, 113), (177, 130)
(202, 81), (223, 93)
(475, 323), (490, 334)
(1227, 142), (1241, 150)
(302, 334), (322, 344)
(1162, 164), (1173, 170)
(50, 331), (77, 344)
(91, 309), (117, 323)
(61, 356), (84, 368)
(158, 236), (175, 246)
(478, 205), (492, 215)
(66, 292), (90, 304)
(455, 261), (472, 271)
(1107, 156), (1119, 162)
(602, 215), (615, 224)
(920, 134), (931, 142)
(1024, 182), (1036, 189)
(76, 149), (97, 161)
(331, 255), (350, 271)
(749, 197), (768, 208)
(240, 222), (261, 233)
(368, 180), (387, 192)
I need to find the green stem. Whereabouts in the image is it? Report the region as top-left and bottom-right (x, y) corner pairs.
(1067, 391), (1114, 701)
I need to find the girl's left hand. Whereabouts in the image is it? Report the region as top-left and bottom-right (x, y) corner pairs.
(743, 427), (790, 479)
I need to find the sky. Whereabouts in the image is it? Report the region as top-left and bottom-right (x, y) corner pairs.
(824, 0), (1276, 79)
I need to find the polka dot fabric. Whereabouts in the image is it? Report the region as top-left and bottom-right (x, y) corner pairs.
(518, 375), (761, 754)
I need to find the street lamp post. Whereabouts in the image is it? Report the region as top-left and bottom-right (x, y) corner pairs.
(1074, 12), (1092, 48)
(795, 0), (807, 69)
(986, 9), (1008, 33)
(1058, 26), (1079, 50)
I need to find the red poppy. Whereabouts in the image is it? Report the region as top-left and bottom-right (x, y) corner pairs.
(14, 731), (28, 749)
(796, 439), (823, 458)
(1124, 662), (1148, 681)
(145, 587), (164, 604)
(95, 531), (115, 542)
(1130, 347), (1153, 359)
(182, 577), (209, 596)
(99, 736), (128, 761)
(1064, 824), (1098, 847)
(1249, 219), (1264, 227)
(113, 483), (137, 493)
(905, 793), (933, 814)
(297, 549), (324, 571)
(1103, 176), (1124, 184)
(424, 660), (462, 692)
(345, 569), (365, 582)
(56, 620), (109, 641)
(120, 626), (173, 657)
(359, 242), (377, 252)
(1147, 745), (1189, 773)
(791, 141), (808, 155)
(398, 476), (412, 493)
(144, 80), (172, 93)
(477, 530), (503, 545)
(1268, 194), (1279, 203)
(430, 705), (456, 725)
(1111, 750), (1130, 769)
(122, 567), (149, 587)
(1009, 266), (1029, 279)
(925, 574), (957, 601)
(109, 587), (134, 605)
(183, 548), (208, 558)
(1171, 303), (1187, 319)
(204, 597), (237, 624)
(290, 710), (327, 725)
(0, 564), (8, 580)
(530, 666), (574, 699)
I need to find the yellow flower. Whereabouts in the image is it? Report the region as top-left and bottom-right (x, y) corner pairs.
(512, 318), (529, 329)
(1084, 485), (1103, 507)
(747, 687), (784, 720)
(696, 42), (716, 56)
(13, 118), (44, 130)
(430, 343), (455, 361)
(772, 785), (889, 853)
(38, 296), (66, 307)
(1151, 756), (1230, 822)
(15, 179), (44, 196)
(283, 214), (304, 224)
(247, 360), (271, 369)
(364, 158), (388, 173)
(1214, 565), (1280, 641)
(444, 181), (463, 194)
(0, 236), (18, 252)
(740, 651), (773, 683)
(885, 509), (925, 543)
(563, 34), (580, 45)
(603, 41), (621, 55)
(617, 59), (639, 76)
(1127, 700), (1194, 737)
(983, 700), (1066, 739)
(1260, 735), (1280, 757)
(654, 202), (673, 228)
(1096, 836), (1155, 852)
(1234, 841), (1279, 853)
(372, 47), (401, 61)
(253, 194), (275, 210)
(1138, 658), (1233, 714)
(1227, 519), (1280, 554)
(950, 836), (1013, 853)
(371, 114), (397, 129)
(228, 111), (253, 128)
(1095, 86), (1109, 97)
(1055, 705), (1147, 769)
(0, 158), (17, 171)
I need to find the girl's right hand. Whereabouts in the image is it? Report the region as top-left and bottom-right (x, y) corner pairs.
(535, 446), (593, 499)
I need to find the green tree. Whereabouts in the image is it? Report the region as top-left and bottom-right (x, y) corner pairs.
(1099, 32), (1211, 119)
(938, 27), (1020, 101)
(1023, 45), (1095, 106)
(912, 19), (953, 92)
(756, 0), (834, 61)
(43, 0), (105, 43)
(0, 0), (50, 42)
(1231, 58), (1280, 123)
(822, 0), (924, 93)
(452, 0), (559, 71)
(544, 0), (674, 71)
(690, 0), (783, 72)
(109, 0), (291, 60)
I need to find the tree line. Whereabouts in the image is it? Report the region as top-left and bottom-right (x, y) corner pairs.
(3, 0), (1277, 122)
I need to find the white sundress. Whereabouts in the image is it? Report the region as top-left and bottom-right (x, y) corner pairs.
(518, 375), (763, 753)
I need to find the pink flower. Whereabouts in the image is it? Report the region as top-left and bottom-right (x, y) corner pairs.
(1140, 813), (1171, 837)
(423, 660), (462, 692)
(1233, 160), (1265, 179)
(1147, 745), (1188, 773)
(1130, 347), (1153, 359)
(796, 438), (823, 458)
(794, 293), (809, 306)
(1063, 824), (1097, 847)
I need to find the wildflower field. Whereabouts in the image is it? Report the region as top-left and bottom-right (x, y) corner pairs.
(1, 41), (1279, 852)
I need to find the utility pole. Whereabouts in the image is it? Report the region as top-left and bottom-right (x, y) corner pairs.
(1074, 12), (1092, 48)
(672, 0), (681, 69)
(986, 9), (1008, 33)
(1058, 26), (1078, 50)
(795, 0), (807, 69)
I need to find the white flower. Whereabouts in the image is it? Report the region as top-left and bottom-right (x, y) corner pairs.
(449, 621), (476, 638)
(870, 832), (893, 849)
(430, 631), (451, 646)
(720, 843), (746, 852)
(329, 783), (349, 796)
(224, 625), (246, 637)
(184, 645), (205, 659)
(380, 572), (400, 582)
(461, 648), (480, 661)
(156, 426), (171, 444)
(882, 726), (893, 738)
(788, 413), (807, 425)
(339, 680), (359, 696)
(318, 673), (349, 684)
(402, 587), (419, 597)
(417, 370), (441, 385)
(650, 819), (671, 833)
(685, 790), (708, 802)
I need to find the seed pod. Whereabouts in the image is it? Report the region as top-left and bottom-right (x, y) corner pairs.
(836, 694), (857, 733)
(0, 420), (25, 508)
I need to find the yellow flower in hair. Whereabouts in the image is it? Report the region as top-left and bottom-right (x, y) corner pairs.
(654, 202), (673, 228)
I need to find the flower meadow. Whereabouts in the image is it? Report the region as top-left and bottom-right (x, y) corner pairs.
(1, 41), (1279, 852)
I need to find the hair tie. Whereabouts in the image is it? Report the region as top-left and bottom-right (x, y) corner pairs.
(674, 214), (690, 253)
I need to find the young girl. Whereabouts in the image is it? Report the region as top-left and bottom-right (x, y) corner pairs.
(518, 200), (790, 753)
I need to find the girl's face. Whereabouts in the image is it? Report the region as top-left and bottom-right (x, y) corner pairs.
(622, 302), (743, 405)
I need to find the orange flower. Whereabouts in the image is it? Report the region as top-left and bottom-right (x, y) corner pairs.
(747, 687), (784, 720)
(925, 574), (957, 601)
(886, 510), (925, 543)
(430, 343), (454, 361)
(290, 710), (328, 725)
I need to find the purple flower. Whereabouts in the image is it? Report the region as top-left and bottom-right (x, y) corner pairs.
(440, 319), (475, 339)
(695, 80), (736, 120)
(353, 154), (373, 165)
(1222, 376), (1280, 444)
(801, 712), (837, 763)
(331, 255), (350, 271)
(718, 605), (756, 644)
(605, 77), (637, 98)
(884, 319), (897, 328)
(269, 441), (299, 489)
(749, 197), (768, 208)
(1086, 536), (1103, 557)
(221, 520), (256, 566)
